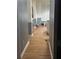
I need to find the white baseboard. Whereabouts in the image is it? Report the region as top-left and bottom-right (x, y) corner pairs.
(48, 42), (53, 59)
(21, 41), (30, 58)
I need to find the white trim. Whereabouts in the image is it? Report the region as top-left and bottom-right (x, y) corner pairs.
(21, 41), (30, 58)
(48, 42), (53, 59)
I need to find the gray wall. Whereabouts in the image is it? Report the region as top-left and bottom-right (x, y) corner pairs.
(17, 0), (31, 59)
(49, 0), (55, 58)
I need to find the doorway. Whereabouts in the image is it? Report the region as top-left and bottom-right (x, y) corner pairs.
(17, 0), (55, 59)
(21, 0), (53, 59)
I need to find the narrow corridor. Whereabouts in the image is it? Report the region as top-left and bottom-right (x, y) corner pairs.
(22, 26), (51, 59)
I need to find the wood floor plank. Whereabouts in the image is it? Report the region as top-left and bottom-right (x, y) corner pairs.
(22, 26), (51, 59)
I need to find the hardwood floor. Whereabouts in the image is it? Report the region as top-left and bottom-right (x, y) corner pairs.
(22, 26), (51, 59)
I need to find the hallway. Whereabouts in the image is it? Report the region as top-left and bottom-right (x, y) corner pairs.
(22, 26), (51, 59)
